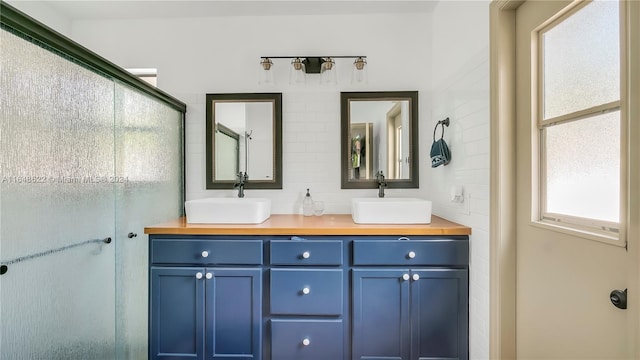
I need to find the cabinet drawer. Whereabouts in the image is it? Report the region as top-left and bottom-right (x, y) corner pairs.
(270, 269), (343, 315)
(352, 239), (468, 266)
(270, 240), (342, 265)
(271, 319), (343, 360)
(151, 239), (263, 265)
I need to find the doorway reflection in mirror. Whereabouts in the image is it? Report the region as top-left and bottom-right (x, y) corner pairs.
(206, 93), (282, 190)
(341, 91), (418, 189)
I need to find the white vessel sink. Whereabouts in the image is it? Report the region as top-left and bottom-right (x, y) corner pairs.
(185, 197), (271, 224)
(351, 198), (432, 224)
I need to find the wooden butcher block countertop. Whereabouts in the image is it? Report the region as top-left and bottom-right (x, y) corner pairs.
(144, 214), (471, 236)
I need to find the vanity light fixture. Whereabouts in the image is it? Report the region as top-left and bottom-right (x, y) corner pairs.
(258, 58), (274, 85)
(289, 57), (306, 85)
(351, 57), (368, 85)
(259, 56), (367, 85)
(320, 57), (337, 85)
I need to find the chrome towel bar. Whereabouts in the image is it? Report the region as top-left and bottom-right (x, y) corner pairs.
(0, 237), (111, 276)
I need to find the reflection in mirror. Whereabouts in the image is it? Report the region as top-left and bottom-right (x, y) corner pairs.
(341, 91), (418, 189)
(206, 93), (282, 189)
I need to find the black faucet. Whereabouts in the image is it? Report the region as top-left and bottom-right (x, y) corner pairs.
(376, 171), (387, 198)
(234, 172), (248, 198)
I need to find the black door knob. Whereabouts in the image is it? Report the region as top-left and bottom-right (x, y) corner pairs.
(127, 232), (138, 238)
(610, 289), (627, 309)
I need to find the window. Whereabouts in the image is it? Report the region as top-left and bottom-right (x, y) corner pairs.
(537, 0), (622, 238)
(126, 68), (157, 87)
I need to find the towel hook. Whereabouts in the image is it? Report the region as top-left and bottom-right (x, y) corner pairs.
(433, 117), (450, 142)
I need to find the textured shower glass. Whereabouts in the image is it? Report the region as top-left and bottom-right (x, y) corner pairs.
(545, 111), (620, 223)
(542, 0), (619, 120)
(1, 29), (116, 359)
(114, 84), (184, 360)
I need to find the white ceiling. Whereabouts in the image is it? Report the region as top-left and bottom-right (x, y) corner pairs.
(15, 1), (439, 20)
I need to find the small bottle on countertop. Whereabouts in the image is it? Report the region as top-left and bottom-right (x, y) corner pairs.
(302, 188), (314, 216)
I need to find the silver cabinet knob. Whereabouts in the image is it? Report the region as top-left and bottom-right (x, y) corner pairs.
(412, 274), (420, 281)
(407, 251), (416, 259)
(302, 287), (311, 295)
(302, 338), (311, 346)
(195, 272), (203, 279)
(402, 274), (410, 281)
(201, 250), (209, 258)
(302, 251), (311, 259)
(206, 272), (213, 280)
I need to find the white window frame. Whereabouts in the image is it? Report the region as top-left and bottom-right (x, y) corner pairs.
(533, 0), (627, 246)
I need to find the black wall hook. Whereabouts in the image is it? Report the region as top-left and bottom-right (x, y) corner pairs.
(433, 117), (450, 141)
(438, 117), (450, 127)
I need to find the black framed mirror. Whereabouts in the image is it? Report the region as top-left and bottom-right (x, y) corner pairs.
(206, 93), (282, 189)
(341, 91), (419, 189)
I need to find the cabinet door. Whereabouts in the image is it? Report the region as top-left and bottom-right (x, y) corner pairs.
(149, 267), (205, 360)
(352, 269), (410, 360)
(205, 268), (262, 360)
(410, 269), (468, 360)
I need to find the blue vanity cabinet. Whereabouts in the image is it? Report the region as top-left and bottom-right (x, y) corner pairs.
(351, 238), (469, 360)
(149, 237), (263, 360)
(148, 231), (469, 360)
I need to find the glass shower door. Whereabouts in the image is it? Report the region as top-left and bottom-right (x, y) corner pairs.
(114, 84), (184, 359)
(0, 29), (116, 359)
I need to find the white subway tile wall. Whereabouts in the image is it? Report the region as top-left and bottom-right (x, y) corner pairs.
(429, 2), (490, 359)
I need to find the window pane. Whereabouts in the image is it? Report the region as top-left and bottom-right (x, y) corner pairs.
(545, 111), (619, 223)
(543, 0), (619, 119)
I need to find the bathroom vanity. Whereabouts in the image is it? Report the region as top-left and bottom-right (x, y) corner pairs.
(145, 215), (471, 360)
